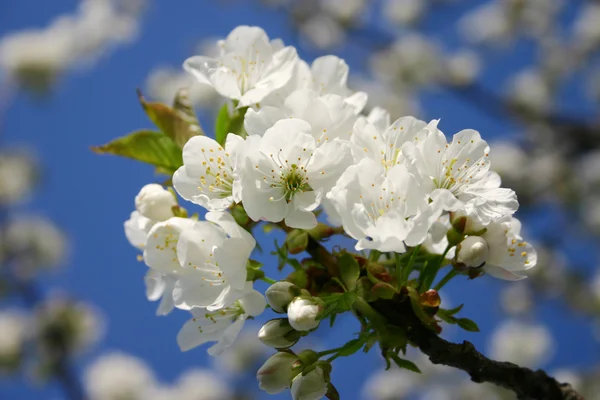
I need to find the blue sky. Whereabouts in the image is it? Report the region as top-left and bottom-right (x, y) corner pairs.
(1, 1), (598, 399)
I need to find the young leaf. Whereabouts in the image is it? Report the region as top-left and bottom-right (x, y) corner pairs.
(214, 103), (247, 145)
(418, 258), (441, 293)
(457, 317), (480, 332)
(390, 354), (421, 373)
(337, 338), (365, 357)
(92, 130), (183, 173)
(338, 252), (360, 291)
(138, 90), (203, 148)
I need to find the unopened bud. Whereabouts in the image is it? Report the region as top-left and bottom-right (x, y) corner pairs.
(257, 352), (301, 394)
(291, 364), (329, 400)
(287, 297), (323, 332)
(285, 229), (309, 254)
(258, 319), (302, 349)
(266, 282), (297, 313)
(456, 236), (488, 268)
(135, 184), (177, 221)
(420, 289), (441, 308)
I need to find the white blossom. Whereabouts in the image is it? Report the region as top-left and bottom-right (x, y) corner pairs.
(214, 325), (268, 375)
(172, 211), (255, 311)
(173, 134), (244, 211)
(403, 124), (519, 225)
(245, 89), (359, 142)
(184, 26), (298, 107)
(135, 183), (177, 221)
(326, 158), (436, 253)
(124, 211), (155, 249)
(460, 215), (537, 280)
(84, 352), (157, 400)
(241, 119), (351, 229)
(144, 270), (177, 316)
(177, 284), (266, 355)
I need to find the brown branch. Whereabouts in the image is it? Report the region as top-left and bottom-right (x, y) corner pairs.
(371, 296), (584, 400)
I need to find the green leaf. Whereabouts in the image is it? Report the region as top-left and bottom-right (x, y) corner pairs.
(445, 303), (464, 316)
(457, 317), (480, 332)
(336, 291), (357, 313)
(338, 252), (360, 291)
(138, 90), (203, 148)
(214, 103), (248, 145)
(390, 354), (421, 373)
(92, 130), (183, 173)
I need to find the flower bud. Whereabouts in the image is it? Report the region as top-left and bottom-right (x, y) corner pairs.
(266, 281), (297, 313)
(291, 365), (329, 400)
(456, 236), (488, 268)
(287, 297), (322, 332)
(135, 184), (177, 221)
(258, 319), (301, 349)
(257, 352), (301, 394)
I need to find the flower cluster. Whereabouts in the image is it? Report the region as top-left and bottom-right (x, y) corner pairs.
(120, 26), (538, 400)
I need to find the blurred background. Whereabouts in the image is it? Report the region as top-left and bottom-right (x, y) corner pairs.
(0, 0), (599, 399)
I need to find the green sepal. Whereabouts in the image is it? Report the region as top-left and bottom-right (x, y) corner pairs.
(338, 252), (360, 291)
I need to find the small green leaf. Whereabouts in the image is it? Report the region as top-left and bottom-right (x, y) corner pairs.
(215, 103), (230, 145)
(390, 354), (421, 373)
(336, 291), (357, 312)
(214, 103), (247, 145)
(338, 252), (360, 291)
(457, 317), (480, 332)
(445, 304), (464, 316)
(138, 90), (203, 148)
(418, 259), (441, 293)
(92, 130), (182, 173)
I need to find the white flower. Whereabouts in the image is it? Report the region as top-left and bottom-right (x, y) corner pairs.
(213, 325), (268, 375)
(172, 211), (255, 310)
(245, 89), (359, 142)
(241, 119), (351, 229)
(456, 215), (537, 280)
(144, 270), (176, 316)
(135, 183), (177, 221)
(177, 284), (266, 355)
(265, 281), (296, 313)
(124, 211), (154, 249)
(350, 114), (430, 166)
(173, 134), (244, 211)
(287, 297), (322, 331)
(261, 55), (367, 113)
(184, 26), (298, 107)
(257, 352), (300, 394)
(489, 320), (553, 368)
(403, 125), (518, 225)
(291, 365), (329, 400)
(84, 352), (157, 400)
(326, 158), (436, 253)
(143, 217), (196, 275)
(174, 369), (233, 400)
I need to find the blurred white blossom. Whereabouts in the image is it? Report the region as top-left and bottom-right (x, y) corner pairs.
(3, 216), (67, 277)
(320, 0), (367, 23)
(0, 309), (30, 372)
(508, 69), (552, 113)
(301, 14), (345, 50)
(383, 0), (425, 26)
(145, 67), (219, 108)
(362, 367), (418, 399)
(175, 369), (233, 400)
(0, 151), (38, 205)
(489, 320), (554, 368)
(444, 50), (481, 86)
(84, 352), (157, 400)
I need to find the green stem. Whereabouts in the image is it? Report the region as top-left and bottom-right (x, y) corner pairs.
(433, 268), (458, 291)
(398, 245), (420, 287)
(260, 276), (277, 284)
(368, 250), (381, 262)
(353, 297), (388, 332)
(318, 347), (344, 357)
